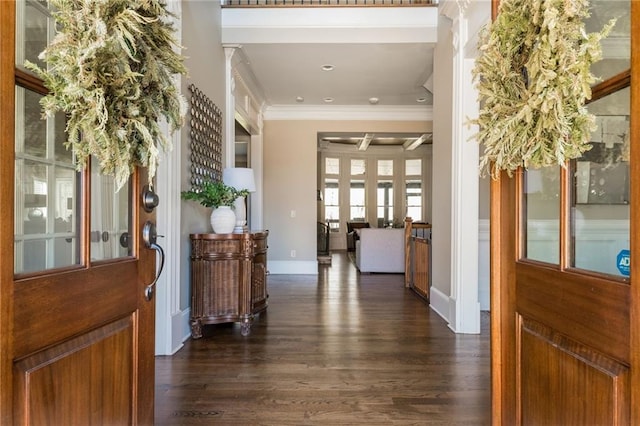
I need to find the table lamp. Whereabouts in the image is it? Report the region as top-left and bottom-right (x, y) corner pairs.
(223, 167), (256, 233)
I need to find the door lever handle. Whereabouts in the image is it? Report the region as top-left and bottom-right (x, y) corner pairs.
(142, 221), (165, 301)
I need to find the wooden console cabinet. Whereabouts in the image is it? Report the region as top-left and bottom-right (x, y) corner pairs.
(189, 231), (268, 338)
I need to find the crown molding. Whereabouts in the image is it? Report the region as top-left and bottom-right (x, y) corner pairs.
(263, 105), (433, 121)
(222, 8), (438, 45)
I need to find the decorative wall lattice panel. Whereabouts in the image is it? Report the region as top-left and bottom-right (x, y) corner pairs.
(188, 84), (222, 189)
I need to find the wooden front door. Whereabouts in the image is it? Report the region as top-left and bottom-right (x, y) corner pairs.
(0, 2), (159, 424)
(491, 1), (637, 424)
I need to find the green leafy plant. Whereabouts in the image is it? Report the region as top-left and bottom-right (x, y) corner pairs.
(471, 0), (615, 179)
(26, 0), (188, 191)
(181, 180), (249, 209)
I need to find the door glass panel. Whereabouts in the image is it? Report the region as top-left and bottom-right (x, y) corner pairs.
(324, 178), (339, 232)
(22, 89), (46, 158)
(524, 167), (560, 264)
(90, 158), (132, 261)
(586, 1), (630, 82)
(406, 180), (422, 222)
(16, 0), (52, 72)
(571, 87), (630, 277)
(377, 180), (394, 228)
(349, 180), (365, 220)
(406, 159), (422, 221)
(15, 87), (80, 274)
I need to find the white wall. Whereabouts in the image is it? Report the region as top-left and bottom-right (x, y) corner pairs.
(179, 1), (227, 318)
(431, 14), (454, 305)
(263, 117), (430, 274)
(155, 1), (228, 355)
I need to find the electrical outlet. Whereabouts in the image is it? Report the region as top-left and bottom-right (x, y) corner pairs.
(290, 210), (296, 218)
(290, 250), (296, 258)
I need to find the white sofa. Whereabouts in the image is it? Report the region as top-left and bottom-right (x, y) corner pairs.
(355, 228), (405, 273)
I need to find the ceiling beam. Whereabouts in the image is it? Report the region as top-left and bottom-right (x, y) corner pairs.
(403, 133), (430, 151)
(357, 133), (373, 151)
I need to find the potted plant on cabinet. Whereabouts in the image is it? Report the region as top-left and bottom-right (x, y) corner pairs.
(181, 180), (249, 234)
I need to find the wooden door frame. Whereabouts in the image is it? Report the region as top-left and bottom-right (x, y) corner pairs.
(629, 1), (640, 424)
(490, 0), (640, 424)
(0, 1), (16, 422)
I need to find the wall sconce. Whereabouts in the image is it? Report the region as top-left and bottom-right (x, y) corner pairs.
(223, 167), (256, 233)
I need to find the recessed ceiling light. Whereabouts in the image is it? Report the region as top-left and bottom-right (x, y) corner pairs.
(321, 64), (335, 71)
(323, 97), (334, 103)
(369, 97), (379, 105)
(296, 96), (304, 103)
(416, 97), (427, 103)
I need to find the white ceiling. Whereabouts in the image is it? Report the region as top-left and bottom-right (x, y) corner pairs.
(221, 7), (439, 109)
(238, 42), (434, 107)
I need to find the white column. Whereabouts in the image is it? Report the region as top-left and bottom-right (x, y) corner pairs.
(224, 47), (237, 168)
(250, 115), (264, 231)
(155, 0), (185, 355)
(443, 0), (481, 334)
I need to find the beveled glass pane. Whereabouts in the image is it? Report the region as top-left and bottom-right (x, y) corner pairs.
(90, 157), (132, 261)
(587, 1), (630, 81)
(378, 160), (393, 176)
(524, 167), (560, 264)
(572, 87), (630, 277)
(351, 159), (365, 176)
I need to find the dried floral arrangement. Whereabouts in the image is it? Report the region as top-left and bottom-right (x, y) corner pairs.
(26, 0), (188, 191)
(471, 0), (615, 179)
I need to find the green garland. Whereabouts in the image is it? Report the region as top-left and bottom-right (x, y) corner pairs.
(26, 0), (188, 191)
(471, 0), (614, 179)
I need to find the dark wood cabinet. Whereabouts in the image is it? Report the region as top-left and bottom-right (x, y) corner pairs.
(189, 231), (268, 338)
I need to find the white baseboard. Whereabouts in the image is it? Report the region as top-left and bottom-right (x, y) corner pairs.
(268, 260), (319, 274)
(429, 286), (450, 324)
(177, 308), (191, 347)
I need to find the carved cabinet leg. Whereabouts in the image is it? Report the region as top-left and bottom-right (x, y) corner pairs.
(190, 319), (203, 339)
(240, 320), (251, 337)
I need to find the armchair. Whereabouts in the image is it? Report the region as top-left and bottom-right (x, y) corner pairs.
(346, 221), (370, 251)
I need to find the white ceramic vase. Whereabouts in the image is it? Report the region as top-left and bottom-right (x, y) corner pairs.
(210, 206), (236, 234)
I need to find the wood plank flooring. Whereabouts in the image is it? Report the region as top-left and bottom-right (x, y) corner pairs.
(155, 252), (491, 425)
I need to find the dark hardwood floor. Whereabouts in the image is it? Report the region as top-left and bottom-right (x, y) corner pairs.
(155, 252), (491, 425)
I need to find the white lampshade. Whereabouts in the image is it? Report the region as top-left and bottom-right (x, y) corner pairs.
(223, 167), (256, 192)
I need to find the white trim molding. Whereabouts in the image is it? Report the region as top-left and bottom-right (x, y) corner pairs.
(264, 105), (433, 121)
(155, 0), (186, 356)
(268, 260), (319, 275)
(222, 7), (438, 45)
